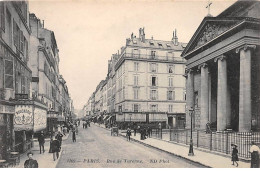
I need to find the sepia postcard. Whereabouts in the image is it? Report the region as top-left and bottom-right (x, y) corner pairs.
(0, 0), (259, 168)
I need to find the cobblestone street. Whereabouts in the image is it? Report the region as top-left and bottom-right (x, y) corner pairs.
(56, 124), (203, 168)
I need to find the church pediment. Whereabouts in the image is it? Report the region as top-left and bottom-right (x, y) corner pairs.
(182, 17), (243, 56)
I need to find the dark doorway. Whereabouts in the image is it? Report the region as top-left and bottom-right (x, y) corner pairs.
(168, 117), (173, 128)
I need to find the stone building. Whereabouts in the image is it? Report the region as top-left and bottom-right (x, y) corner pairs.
(182, 0), (260, 132)
(114, 28), (187, 128)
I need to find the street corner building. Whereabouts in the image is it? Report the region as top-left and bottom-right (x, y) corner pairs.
(85, 27), (187, 130)
(0, 1), (74, 163)
(181, 0), (260, 158)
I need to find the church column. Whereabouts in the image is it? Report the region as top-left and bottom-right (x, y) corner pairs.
(199, 63), (209, 130)
(186, 69), (194, 129)
(236, 45), (256, 132)
(214, 55), (231, 131)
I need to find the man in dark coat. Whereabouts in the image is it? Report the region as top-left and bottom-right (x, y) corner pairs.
(24, 152), (38, 168)
(250, 141), (260, 168)
(51, 137), (61, 161)
(126, 128), (132, 141)
(55, 131), (63, 146)
(72, 126), (76, 142)
(38, 131), (45, 154)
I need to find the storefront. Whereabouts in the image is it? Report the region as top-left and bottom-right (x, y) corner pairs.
(167, 114), (186, 129)
(47, 110), (58, 136)
(14, 101), (47, 153)
(0, 103), (15, 160)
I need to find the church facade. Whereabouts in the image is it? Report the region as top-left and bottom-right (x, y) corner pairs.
(182, 0), (260, 132)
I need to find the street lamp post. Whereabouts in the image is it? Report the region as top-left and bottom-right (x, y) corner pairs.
(188, 107), (194, 156)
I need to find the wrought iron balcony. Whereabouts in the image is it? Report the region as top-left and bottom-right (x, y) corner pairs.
(120, 53), (185, 62)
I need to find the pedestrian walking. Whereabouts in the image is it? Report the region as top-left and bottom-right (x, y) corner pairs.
(72, 126), (77, 142)
(250, 141), (260, 168)
(63, 126), (67, 136)
(126, 128), (132, 141)
(231, 144), (239, 167)
(56, 131), (63, 146)
(83, 122), (85, 129)
(38, 131), (45, 154)
(50, 137), (61, 161)
(134, 126), (137, 136)
(24, 152), (38, 168)
(147, 126), (151, 138)
(75, 124), (78, 134)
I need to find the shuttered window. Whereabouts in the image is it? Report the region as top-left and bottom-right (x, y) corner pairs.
(4, 60), (13, 88)
(0, 2), (5, 32)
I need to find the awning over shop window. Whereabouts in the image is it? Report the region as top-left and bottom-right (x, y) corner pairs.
(116, 113), (146, 122)
(149, 113), (168, 122)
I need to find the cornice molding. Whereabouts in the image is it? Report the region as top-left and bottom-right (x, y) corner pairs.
(214, 55), (226, 62)
(235, 44), (257, 53)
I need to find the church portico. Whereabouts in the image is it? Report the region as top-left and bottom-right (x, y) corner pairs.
(182, 1), (260, 132)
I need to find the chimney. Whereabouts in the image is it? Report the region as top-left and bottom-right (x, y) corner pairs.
(151, 36), (153, 40)
(139, 28), (142, 39)
(173, 29), (178, 45)
(139, 27), (145, 43)
(42, 20), (44, 28)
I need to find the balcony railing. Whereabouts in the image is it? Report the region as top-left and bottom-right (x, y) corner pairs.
(120, 53), (185, 62)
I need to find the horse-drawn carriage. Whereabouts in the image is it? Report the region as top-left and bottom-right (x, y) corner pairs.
(111, 126), (119, 136)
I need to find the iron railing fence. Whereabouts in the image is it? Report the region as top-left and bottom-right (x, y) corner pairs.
(151, 128), (260, 159)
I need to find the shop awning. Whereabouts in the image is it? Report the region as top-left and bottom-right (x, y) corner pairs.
(57, 115), (65, 122)
(149, 113), (168, 122)
(116, 113), (146, 122)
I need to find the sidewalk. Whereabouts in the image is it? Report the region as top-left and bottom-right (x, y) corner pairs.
(15, 132), (70, 168)
(94, 123), (251, 168)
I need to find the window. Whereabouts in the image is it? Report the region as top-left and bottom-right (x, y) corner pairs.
(0, 3), (5, 32)
(134, 75), (139, 86)
(167, 90), (174, 100)
(169, 104), (173, 113)
(168, 65), (174, 73)
(134, 88), (139, 99)
(151, 90), (157, 100)
(133, 40), (137, 44)
(151, 104), (157, 112)
(134, 104), (139, 112)
(183, 91), (186, 101)
(166, 44), (171, 48)
(133, 49), (139, 58)
(134, 62), (139, 71)
(158, 43), (162, 47)
(13, 20), (19, 48)
(150, 63), (157, 72)
(151, 51), (156, 59)
(20, 31), (24, 54)
(151, 76), (158, 86)
(149, 41), (154, 46)
(118, 105), (122, 113)
(4, 60), (13, 88)
(168, 77), (173, 87)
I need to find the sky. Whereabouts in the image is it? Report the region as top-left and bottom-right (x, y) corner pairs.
(28, 0), (236, 110)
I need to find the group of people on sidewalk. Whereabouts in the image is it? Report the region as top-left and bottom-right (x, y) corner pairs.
(24, 130), (66, 168)
(83, 120), (91, 129)
(231, 141), (260, 168)
(126, 126), (152, 141)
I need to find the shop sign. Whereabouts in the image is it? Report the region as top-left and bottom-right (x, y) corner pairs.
(14, 105), (33, 131)
(0, 104), (15, 114)
(34, 107), (47, 132)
